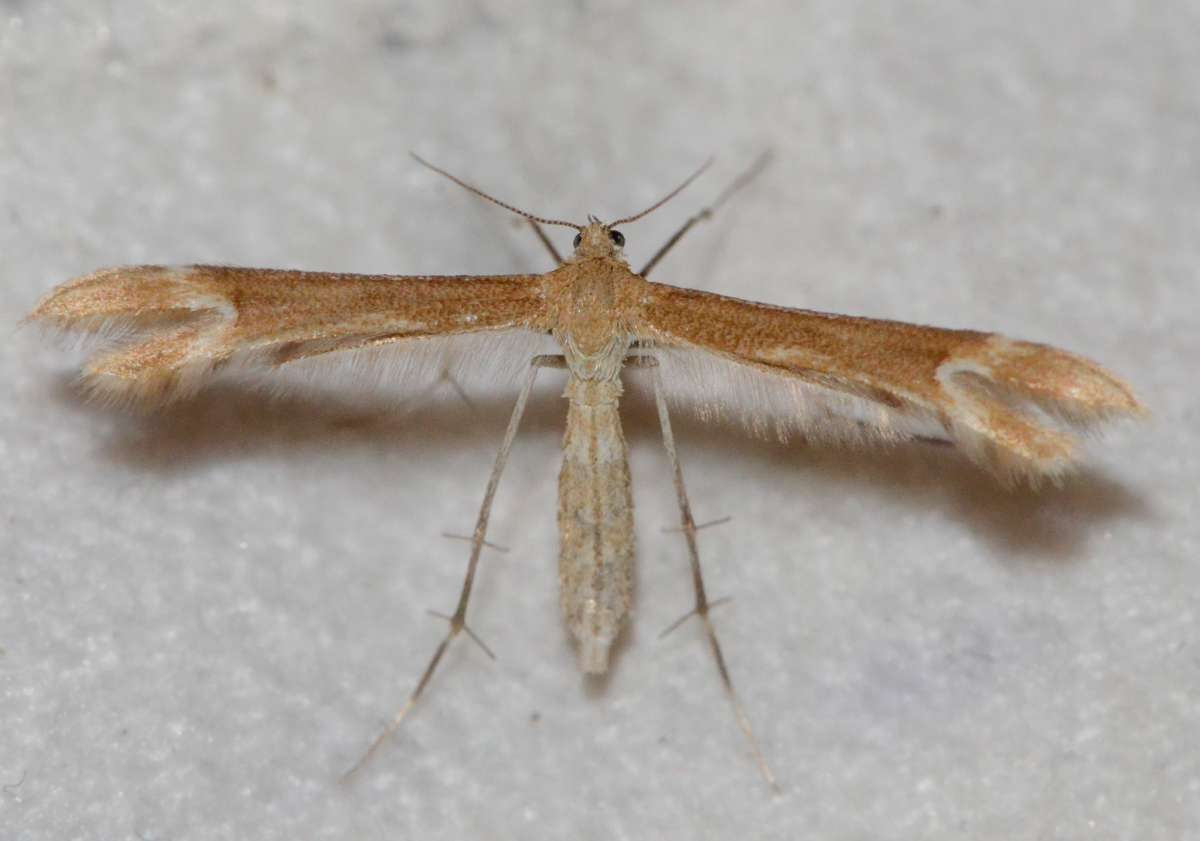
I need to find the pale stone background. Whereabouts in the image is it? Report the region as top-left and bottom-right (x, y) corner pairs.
(2, 2), (1196, 839)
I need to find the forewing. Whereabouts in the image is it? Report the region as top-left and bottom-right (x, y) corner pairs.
(29, 265), (547, 404)
(635, 283), (1142, 484)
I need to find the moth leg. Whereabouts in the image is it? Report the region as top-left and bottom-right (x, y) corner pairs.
(406, 366), (476, 411)
(527, 220), (564, 266)
(639, 150), (773, 278)
(342, 354), (564, 781)
(640, 355), (780, 791)
(433, 366), (476, 409)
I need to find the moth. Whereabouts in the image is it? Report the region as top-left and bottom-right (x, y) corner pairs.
(26, 154), (1142, 786)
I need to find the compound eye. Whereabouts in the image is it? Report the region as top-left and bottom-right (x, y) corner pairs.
(573, 233), (582, 248)
(609, 229), (625, 247)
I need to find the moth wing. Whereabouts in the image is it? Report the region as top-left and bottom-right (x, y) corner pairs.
(28, 265), (550, 404)
(634, 282), (1142, 484)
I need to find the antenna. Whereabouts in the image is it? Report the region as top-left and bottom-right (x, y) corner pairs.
(608, 157), (713, 226)
(411, 153), (581, 230)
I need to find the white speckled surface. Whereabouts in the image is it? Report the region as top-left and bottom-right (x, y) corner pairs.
(2, 2), (1197, 839)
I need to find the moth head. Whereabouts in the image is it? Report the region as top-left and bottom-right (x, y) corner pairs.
(572, 217), (626, 259)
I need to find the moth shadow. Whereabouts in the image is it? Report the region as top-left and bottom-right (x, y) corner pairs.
(618, 389), (1149, 564)
(48, 374), (567, 471)
(49, 373), (1149, 564)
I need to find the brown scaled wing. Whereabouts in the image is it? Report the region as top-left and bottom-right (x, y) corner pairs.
(634, 282), (1141, 482)
(29, 265), (547, 403)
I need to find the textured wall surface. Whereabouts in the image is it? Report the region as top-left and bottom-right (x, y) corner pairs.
(3, 2), (1196, 839)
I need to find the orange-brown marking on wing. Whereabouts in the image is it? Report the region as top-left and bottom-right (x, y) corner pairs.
(634, 282), (1142, 483)
(29, 265), (547, 403)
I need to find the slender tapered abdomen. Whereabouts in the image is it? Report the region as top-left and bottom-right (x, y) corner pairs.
(557, 376), (635, 673)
